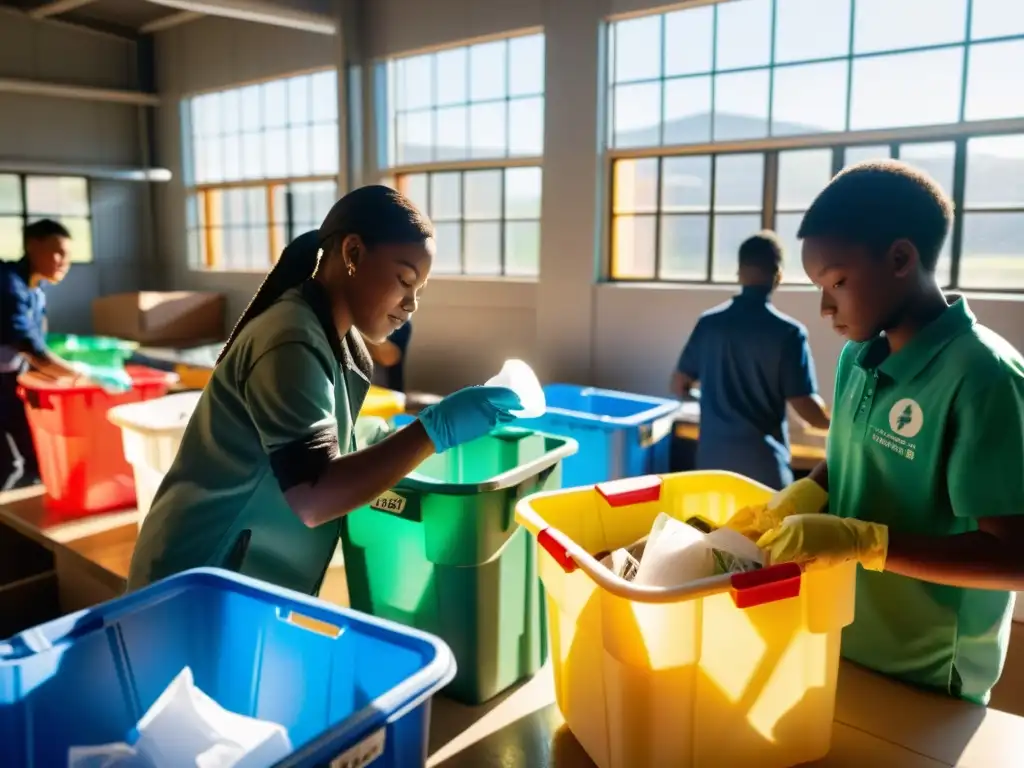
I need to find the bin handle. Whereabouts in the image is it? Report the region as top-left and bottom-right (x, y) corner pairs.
(637, 412), (676, 449)
(534, 524), (802, 609)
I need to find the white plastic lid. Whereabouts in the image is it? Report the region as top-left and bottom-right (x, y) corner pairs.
(485, 358), (546, 418)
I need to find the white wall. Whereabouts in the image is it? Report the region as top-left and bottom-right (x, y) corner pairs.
(152, 0), (1024, 415)
(0, 11), (148, 333)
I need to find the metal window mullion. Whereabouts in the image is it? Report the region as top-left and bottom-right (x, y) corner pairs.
(653, 157), (664, 279)
(948, 136), (968, 289)
(706, 153), (718, 282)
(499, 168), (507, 275)
(958, 1), (974, 123)
(458, 171), (466, 275)
(763, 151), (778, 231)
(844, 0), (857, 131)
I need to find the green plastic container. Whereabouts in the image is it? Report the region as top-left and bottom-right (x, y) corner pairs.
(47, 334), (138, 369)
(340, 426), (577, 704)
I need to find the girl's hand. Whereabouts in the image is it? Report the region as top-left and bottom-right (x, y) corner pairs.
(417, 385), (522, 453)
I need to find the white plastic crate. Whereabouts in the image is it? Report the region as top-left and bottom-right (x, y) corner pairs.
(107, 391), (202, 527)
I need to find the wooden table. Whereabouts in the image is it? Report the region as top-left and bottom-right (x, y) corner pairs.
(3, 486), (1023, 767)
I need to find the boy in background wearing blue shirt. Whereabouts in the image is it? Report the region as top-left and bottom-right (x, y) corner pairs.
(671, 231), (830, 490)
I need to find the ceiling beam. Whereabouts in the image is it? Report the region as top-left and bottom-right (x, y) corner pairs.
(144, 0), (336, 35)
(28, 0), (96, 19)
(140, 9), (204, 33)
(0, 158), (172, 182)
(0, 78), (159, 107)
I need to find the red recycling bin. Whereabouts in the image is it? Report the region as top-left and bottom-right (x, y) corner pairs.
(17, 366), (178, 520)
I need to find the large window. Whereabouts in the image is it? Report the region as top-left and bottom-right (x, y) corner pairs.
(608, 1), (1024, 290)
(185, 70), (339, 272)
(0, 175), (92, 263)
(383, 33), (545, 277)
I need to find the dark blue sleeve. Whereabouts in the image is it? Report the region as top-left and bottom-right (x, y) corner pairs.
(676, 321), (703, 379)
(780, 328), (817, 399)
(0, 268), (47, 357)
(388, 320), (412, 353)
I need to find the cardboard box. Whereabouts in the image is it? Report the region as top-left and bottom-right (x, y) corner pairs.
(92, 292), (226, 346)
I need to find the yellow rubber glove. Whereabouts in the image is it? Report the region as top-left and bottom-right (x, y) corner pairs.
(726, 477), (829, 540)
(756, 514), (889, 572)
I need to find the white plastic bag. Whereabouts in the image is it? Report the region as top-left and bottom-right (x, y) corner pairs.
(68, 743), (151, 768)
(485, 359), (545, 418)
(633, 514), (715, 587)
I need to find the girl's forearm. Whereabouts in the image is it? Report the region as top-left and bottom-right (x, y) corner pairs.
(885, 530), (1024, 591)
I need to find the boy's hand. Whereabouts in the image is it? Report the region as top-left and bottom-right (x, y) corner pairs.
(726, 477), (829, 540)
(757, 514), (888, 572)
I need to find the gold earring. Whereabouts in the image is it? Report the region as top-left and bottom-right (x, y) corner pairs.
(347, 262), (356, 277)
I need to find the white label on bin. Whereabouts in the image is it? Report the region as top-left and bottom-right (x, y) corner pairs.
(330, 726), (386, 767)
(370, 490), (407, 515)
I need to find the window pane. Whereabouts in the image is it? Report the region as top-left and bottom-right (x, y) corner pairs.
(400, 55), (433, 111)
(436, 48), (467, 105)
(614, 15), (662, 83)
(469, 102), (507, 159)
(664, 6), (713, 77)
(198, 93), (222, 136)
(240, 85), (261, 132)
(470, 41), (507, 101)
(509, 34), (544, 96)
(854, 0), (966, 54)
(778, 149), (833, 209)
(399, 174), (429, 214)
(222, 188), (245, 226)
(206, 139), (224, 183)
(844, 145), (891, 167)
(850, 49), (963, 130)
(186, 228), (202, 270)
(264, 128), (287, 178)
(663, 77), (712, 145)
(899, 142), (955, 198)
(0, 217), (23, 259)
(713, 70), (770, 141)
(464, 222), (501, 275)
(311, 124), (338, 175)
(771, 61), (848, 136)
(430, 172), (462, 220)
(660, 215), (709, 280)
(965, 135), (1024, 207)
(612, 215), (656, 279)
(397, 111), (433, 165)
(613, 158), (659, 215)
(774, 212), (809, 283)
(263, 81), (287, 128)
(774, 0), (851, 63)
(712, 214), (763, 282)
(960, 213), (1024, 289)
(194, 142), (209, 184)
(245, 187), (266, 225)
(662, 156), (712, 212)
(248, 226), (269, 267)
(464, 170), (502, 220)
(505, 167), (542, 219)
(435, 106), (468, 161)
(311, 70), (337, 123)
(505, 221), (540, 277)
(432, 222), (462, 273)
(716, 0), (772, 70)
(27, 177), (88, 216)
(222, 90), (240, 135)
(715, 154), (764, 210)
(61, 218), (91, 263)
(508, 97), (543, 156)
(222, 135), (241, 181)
(242, 133), (263, 179)
(965, 41), (1024, 122)
(613, 82), (661, 148)
(288, 126), (311, 177)
(0, 175), (21, 213)
(971, 0), (1024, 39)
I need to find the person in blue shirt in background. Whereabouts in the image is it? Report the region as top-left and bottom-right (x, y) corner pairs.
(670, 231), (831, 490)
(368, 317), (412, 393)
(0, 219), (89, 490)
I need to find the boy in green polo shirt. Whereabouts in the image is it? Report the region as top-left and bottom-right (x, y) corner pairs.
(750, 160), (1024, 705)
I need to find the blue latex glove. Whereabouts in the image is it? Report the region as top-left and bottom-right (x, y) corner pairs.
(417, 385), (522, 453)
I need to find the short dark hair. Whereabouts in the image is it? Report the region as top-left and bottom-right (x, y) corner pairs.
(738, 230), (784, 275)
(24, 218), (71, 241)
(797, 160), (953, 271)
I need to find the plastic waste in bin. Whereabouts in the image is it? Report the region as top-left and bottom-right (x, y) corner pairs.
(46, 333), (138, 370)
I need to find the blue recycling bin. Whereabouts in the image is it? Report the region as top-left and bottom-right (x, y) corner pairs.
(0, 568), (455, 768)
(518, 384), (681, 487)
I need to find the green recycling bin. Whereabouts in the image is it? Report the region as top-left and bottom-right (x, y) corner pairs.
(340, 425), (577, 704)
(46, 334), (138, 369)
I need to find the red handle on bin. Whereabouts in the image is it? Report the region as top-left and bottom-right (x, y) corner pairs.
(596, 475), (663, 507)
(729, 562), (802, 608)
(537, 528), (578, 573)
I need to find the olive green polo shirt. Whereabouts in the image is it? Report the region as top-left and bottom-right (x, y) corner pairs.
(828, 296), (1024, 703)
(127, 281), (372, 596)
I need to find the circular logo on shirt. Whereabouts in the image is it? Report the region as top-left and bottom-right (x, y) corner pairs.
(888, 398), (924, 438)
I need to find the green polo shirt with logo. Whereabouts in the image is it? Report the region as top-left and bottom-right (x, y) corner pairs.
(827, 296), (1024, 704)
(128, 280), (373, 596)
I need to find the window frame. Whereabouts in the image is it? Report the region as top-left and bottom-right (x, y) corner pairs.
(0, 173), (93, 264)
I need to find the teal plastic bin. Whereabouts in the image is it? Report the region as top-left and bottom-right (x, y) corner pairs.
(47, 334), (138, 369)
(340, 426), (577, 704)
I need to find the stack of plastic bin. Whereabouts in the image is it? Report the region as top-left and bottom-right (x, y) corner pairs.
(17, 366), (177, 518)
(517, 384), (681, 487)
(0, 568), (456, 768)
(107, 391), (203, 529)
(341, 426), (577, 704)
(515, 471), (857, 768)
